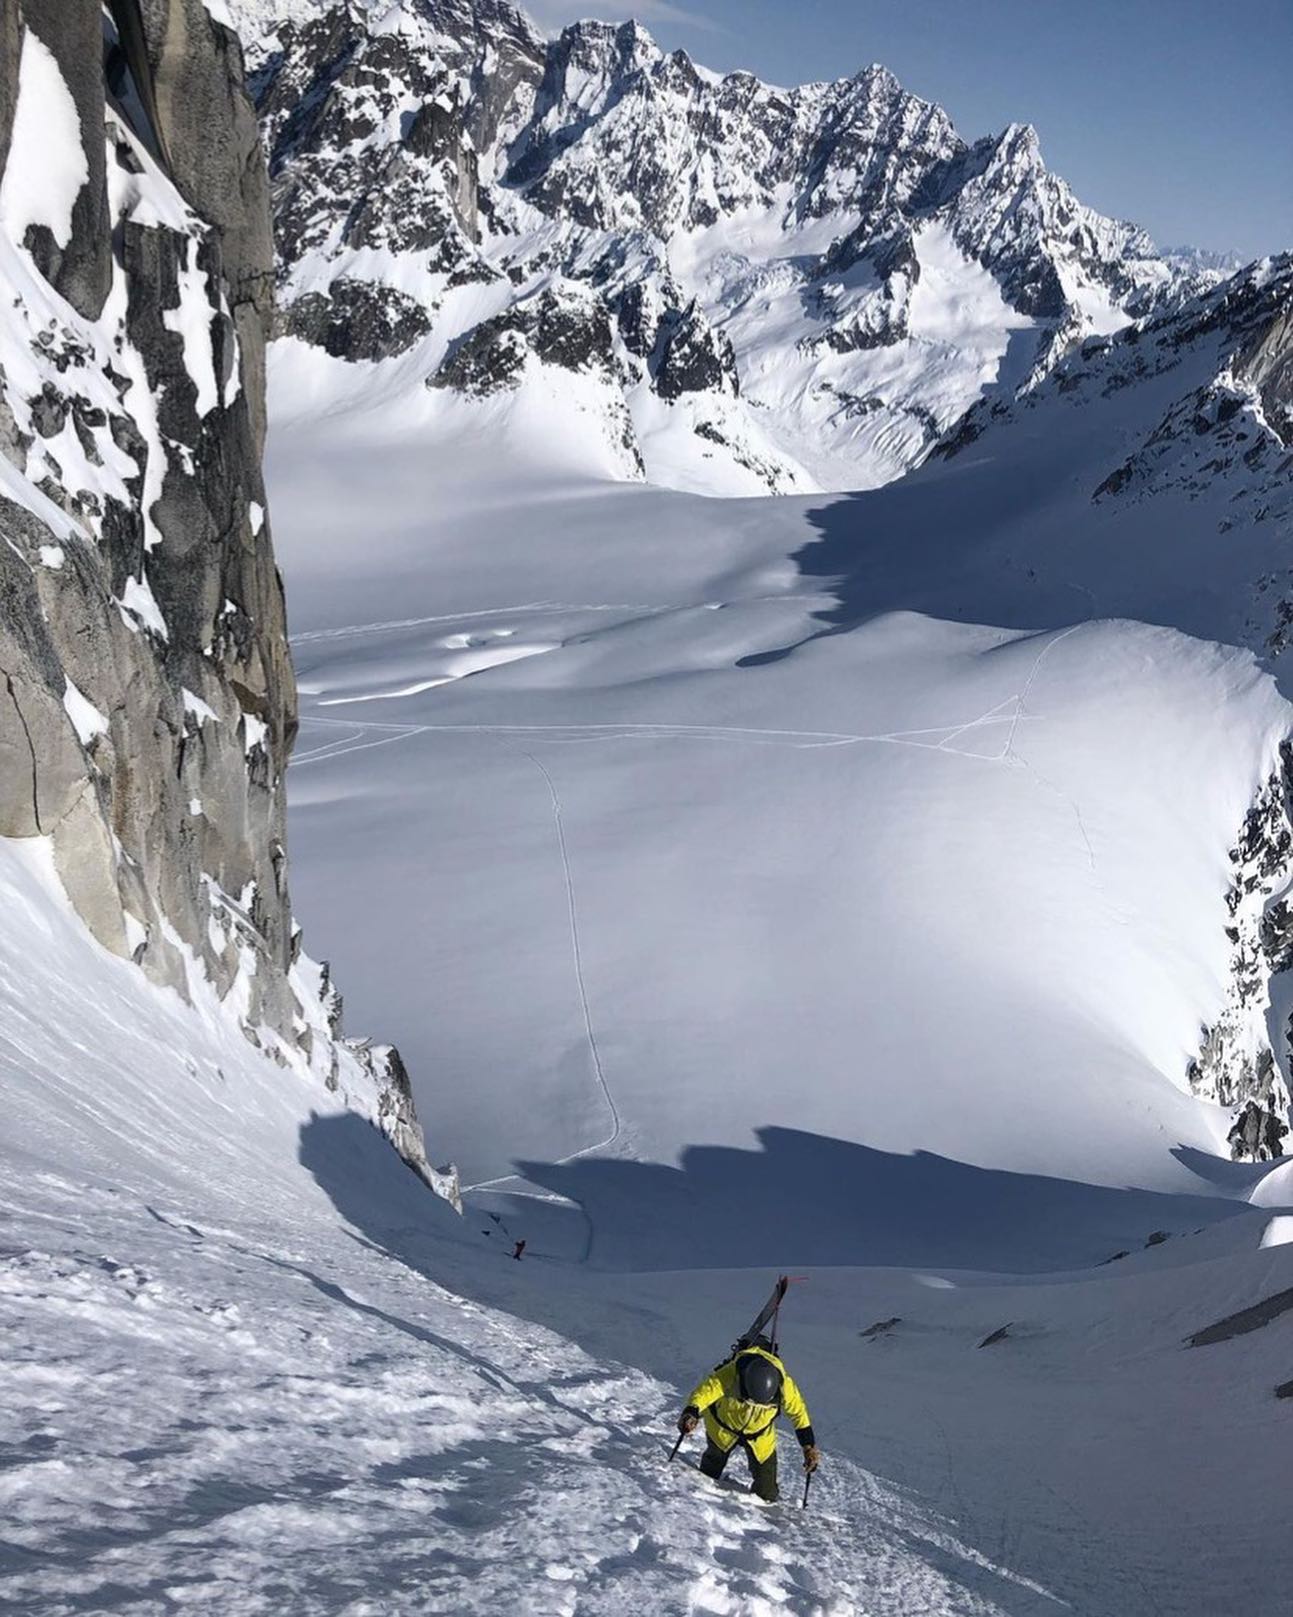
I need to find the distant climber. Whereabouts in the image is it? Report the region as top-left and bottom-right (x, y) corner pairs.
(678, 1335), (819, 1502)
(511, 1239), (526, 1261)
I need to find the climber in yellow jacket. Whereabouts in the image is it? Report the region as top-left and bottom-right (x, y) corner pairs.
(678, 1336), (820, 1502)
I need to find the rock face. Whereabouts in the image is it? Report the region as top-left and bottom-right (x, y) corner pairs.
(227, 0), (1229, 495)
(938, 256), (1293, 547)
(280, 275), (433, 358)
(1227, 1100), (1287, 1163)
(0, 0), (449, 1199)
(1187, 742), (1293, 1159)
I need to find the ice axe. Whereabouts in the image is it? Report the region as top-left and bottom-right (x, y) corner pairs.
(669, 1408), (701, 1463)
(802, 1467), (813, 1510)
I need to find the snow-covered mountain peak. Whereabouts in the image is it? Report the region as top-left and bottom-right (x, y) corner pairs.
(1164, 242), (1250, 279)
(237, 0), (1249, 494)
(988, 118), (1045, 168)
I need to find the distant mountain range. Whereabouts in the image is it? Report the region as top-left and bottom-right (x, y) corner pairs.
(232, 0), (1254, 493)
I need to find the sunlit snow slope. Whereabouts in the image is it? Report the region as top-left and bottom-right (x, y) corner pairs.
(2, 834), (1064, 1616)
(6, 813), (1293, 1616)
(274, 372), (1293, 1266)
(243, 262), (1293, 1611)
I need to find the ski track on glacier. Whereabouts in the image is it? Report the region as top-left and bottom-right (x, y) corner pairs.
(290, 603), (669, 645)
(292, 624), (1094, 1226)
(293, 710), (1029, 763)
(290, 616), (1087, 768)
(460, 739), (624, 1247)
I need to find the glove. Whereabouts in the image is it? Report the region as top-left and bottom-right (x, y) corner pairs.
(802, 1443), (822, 1474)
(678, 1408), (699, 1435)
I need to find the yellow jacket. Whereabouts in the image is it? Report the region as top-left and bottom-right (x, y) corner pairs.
(684, 1345), (815, 1464)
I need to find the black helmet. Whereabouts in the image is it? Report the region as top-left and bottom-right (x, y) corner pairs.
(737, 1352), (783, 1405)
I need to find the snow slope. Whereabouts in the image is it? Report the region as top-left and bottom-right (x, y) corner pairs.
(245, 254), (1293, 1611)
(0, 829), (1072, 1615)
(274, 416), (1292, 1227)
(5, 821), (1293, 1615)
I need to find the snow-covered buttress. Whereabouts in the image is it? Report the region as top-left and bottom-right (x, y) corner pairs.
(0, 0), (446, 1192)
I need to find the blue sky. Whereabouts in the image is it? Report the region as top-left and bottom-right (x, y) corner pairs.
(525, 0), (1292, 260)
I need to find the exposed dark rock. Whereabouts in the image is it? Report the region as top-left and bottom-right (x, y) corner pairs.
(29, 384), (69, 439)
(255, 1), (483, 312)
(280, 278), (432, 361)
(1188, 746), (1293, 1143)
(1227, 1100), (1288, 1163)
(930, 410), (986, 460)
(1236, 300), (1293, 448)
(656, 303), (739, 400)
(977, 1325), (1012, 1348)
(1092, 462), (1136, 500)
(1186, 1287), (1293, 1348)
(689, 419), (793, 493)
(431, 286), (619, 395)
(432, 322), (528, 397)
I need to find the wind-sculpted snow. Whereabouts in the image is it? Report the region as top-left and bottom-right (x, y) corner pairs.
(229, 0), (1229, 493)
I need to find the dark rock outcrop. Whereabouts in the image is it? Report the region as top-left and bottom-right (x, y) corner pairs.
(655, 303), (739, 401)
(430, 284), (621, 394)
(1227, 1100), (1288, 1163)
(253, 0), (485, 366)
(280, 277), (432, 360)
(1186, 1286), (1293, 1348)
(1187, 742), (1293, 1154)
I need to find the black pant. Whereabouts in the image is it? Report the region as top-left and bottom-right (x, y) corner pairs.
(700, 1438), (779, 1502)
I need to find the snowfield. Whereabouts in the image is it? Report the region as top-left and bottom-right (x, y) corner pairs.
(245, 312), (1293, 1608)
(276, 426), (1289, 1212)
(4, 817), (1293, 1616)
(0, 832), (1062, 1616)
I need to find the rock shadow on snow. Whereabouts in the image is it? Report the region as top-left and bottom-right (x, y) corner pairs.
(299, 1112), (1252, 1280)
(515, 1126), (1252, 1273)
(741, 448), (1091, 668)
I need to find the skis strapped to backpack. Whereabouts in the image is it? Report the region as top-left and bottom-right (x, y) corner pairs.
(727, 1274), (805, 1360)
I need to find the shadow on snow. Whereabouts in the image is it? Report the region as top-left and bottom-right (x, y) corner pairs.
(300, 1112), (1251, 1282)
